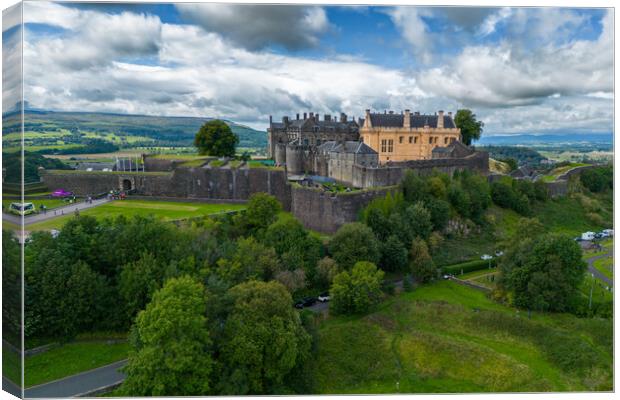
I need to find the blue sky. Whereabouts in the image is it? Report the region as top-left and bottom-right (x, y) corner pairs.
(2, 2), (613, 135)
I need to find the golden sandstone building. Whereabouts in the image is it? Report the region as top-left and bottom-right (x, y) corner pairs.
(360, 109), (462, 163)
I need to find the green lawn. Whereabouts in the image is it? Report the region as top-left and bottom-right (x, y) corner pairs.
(25, 341), (129, 387)
(26, 200), (246, 231)
(592, 257), (613, 280)
(310, 281), (612, 394)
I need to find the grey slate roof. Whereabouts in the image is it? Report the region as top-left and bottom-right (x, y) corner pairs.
(318, 140), (377, 155)
(366, 113), (456, 129)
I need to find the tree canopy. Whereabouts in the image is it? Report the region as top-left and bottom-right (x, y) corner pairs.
(454, 109), (484, 145)
(121, 276), (213, 396)
(219, 280), (311, 394)
(330, 261), (385, 314)
(500, 229), (586, 312)
(329, 222), (380, 270)
(194, 119), (239, 157)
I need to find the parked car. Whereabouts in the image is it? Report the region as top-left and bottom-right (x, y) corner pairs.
(294, 297), (317, 309)
(581, 231), (596, 241)
(318, 292), (330, 302)
(594, 233), (603, 239)
(8, 202), (36, 216)
(481, 254), (493, 261)
(602, 229), (614, 237)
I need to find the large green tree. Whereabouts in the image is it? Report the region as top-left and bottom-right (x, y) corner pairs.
(454, 109), (484, 145)
(242, 192), (282, 233)
(410, 238), (436, 283)
(330, 261), (385, 314)
(329, 222), (380, 269)
(194, 119), (239, 157)
(500, 229), (586, 312)
(263, 215), (321, 274)
(121, 276), (213, 396)
(219, 280), (311, 394)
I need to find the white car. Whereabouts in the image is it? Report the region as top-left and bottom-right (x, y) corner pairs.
(602, 229), (614, 237)
(481, 254), (493, 261)
(317, 292), (330, 302)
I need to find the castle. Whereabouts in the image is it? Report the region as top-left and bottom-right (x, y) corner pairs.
(268, 109), (486, 188)
(41, 108), (490, 233)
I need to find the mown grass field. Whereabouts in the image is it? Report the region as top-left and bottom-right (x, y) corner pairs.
(309, 281), (612, 394)
(25, 200), (246, 231)
(25, 341), (129, 388)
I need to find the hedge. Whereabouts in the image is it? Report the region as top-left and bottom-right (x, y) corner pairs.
(442, 258), (497, 275)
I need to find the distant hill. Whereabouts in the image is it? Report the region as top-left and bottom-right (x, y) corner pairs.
(474, 133), (612, 146)
(2, 109), (267, 149)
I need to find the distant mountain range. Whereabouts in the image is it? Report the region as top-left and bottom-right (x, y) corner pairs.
(474, 133), (613, 146)
(2, 109), (268, 149)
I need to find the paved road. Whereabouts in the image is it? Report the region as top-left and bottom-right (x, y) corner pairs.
(24, 359), (127, 398)
(586, 253), (613, 287)
(2, 198), (111, 227)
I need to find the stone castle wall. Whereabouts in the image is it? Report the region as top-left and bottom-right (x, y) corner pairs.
(352, 151), (489, 188)
(41, 166), (292, 210)
(290, 185), (394, 234)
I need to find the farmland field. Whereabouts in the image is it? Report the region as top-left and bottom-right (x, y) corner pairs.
(310, 281), (612, 393)
(25, 199), (246, 231)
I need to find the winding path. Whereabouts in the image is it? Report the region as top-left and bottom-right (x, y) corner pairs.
(24, 359), (127, 398)
(586, 253), (613, 287)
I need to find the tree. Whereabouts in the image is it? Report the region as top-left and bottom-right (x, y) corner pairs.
(219, 280), (311, 394)
(315, 256), (340, 288)
(329, 222), (380, 270)
(119, 252), (165, 325)
(263, 215), (321, 274)
(330, 261), (385, 314)
(454, 109), (484, 145)
(243, 193), (282, 232)
(580, 166), (613, 193)
(379, 235), (408, 272)
(121, 276), (213, 396)
(402, 202), (433, 241)
(500, 233), (586, 312)
(194, 119), (239, 157)
(448, 183), (472, 218)
(410, 238), (436, 283)
(211, 237), (279, 284)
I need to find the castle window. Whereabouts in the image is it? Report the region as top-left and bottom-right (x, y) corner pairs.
(303, 139), (309, 146)
(409, 136), (413, 144)
(414, 136), (418, 144)
(388, 139), (394, 153)
(314, 127), (319, 133)
(429, 137), (433, 144)
(444, 137), (449, 144)
(399, 136), (404, 144)
(381, 139), (387, 152)
(317, 139), (321, 146)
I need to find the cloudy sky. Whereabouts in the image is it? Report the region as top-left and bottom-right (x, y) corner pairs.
(2, 2), (614, 135)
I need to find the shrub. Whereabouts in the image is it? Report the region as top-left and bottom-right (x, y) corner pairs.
(330, 261), (385, 314)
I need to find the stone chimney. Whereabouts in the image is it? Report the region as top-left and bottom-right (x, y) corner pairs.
(364, 109), (372, 128)
(340, 112), (347, 123)
(414, 111), (420, 116)
(303, 112), (307, 119)
(269, 115), (272, 125)
(438, 110), (444, 129)
(296, 113), (300, 120)
(324, 114), (331, 122)
(282, 116), (289, 125)
(404, 109), (411, 128)
(309, 112), (314, 119)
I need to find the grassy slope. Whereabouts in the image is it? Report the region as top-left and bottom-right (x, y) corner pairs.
(310, 281), (612, 394)
(25, 200), (246, 231)
(25, 341), (129, 387)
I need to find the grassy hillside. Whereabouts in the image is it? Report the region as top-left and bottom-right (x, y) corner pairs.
(2, 110), (267, 152)
(309, 281), (612, 393)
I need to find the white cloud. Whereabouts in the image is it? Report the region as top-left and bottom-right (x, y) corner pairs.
(175, 4), (330, 51)
(417, 10), (613, 109)
(385, 7), (434, 64)
(477, 7), (512, 37)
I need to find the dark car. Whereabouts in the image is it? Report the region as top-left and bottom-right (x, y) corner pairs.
(294, 297), (317, 309)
